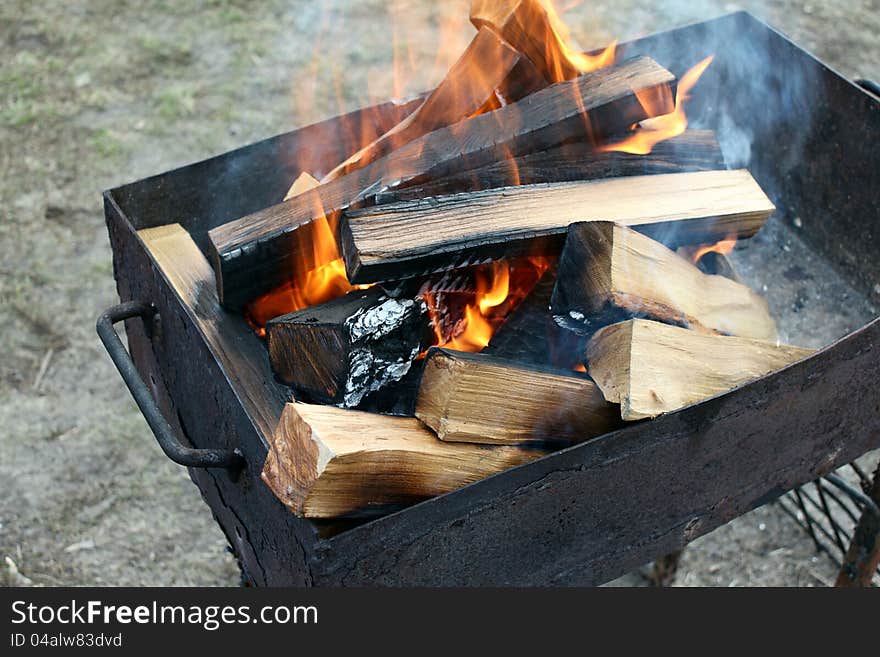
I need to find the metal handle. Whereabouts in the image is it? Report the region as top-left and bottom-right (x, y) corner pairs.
(97, 300), (245, 472)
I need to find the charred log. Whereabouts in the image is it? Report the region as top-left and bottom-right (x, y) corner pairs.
(208, 56), (677, 309)
(266, 287), (433, 408)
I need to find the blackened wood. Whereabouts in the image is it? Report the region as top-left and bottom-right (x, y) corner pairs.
(267, 287), (432, 408)
(484, 267), (587, 370)
(341, 170), (775, 284)
(416, 348), (620, 446)
(372, 130), (725, 204)
(208, 56), (677, 310)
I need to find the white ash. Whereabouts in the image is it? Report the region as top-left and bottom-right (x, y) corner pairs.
(346, 296), (421, 342)
(343, 345), (420, 407)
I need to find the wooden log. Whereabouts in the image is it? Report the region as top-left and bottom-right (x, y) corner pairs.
(586, 319), (814, 421)
(284, 172), (319, 201)
(321, 27), (527, 182)
(372, 130), (726, 204)
(262, 402), (548, 517)
(416, 348), (620, 446)
(208, 56), (677, 310)
(266, 287), (432, 408)
(483, 266), (586, 370)
(550, 221), (777, 341)
(342, 169), (775, 284)
(471, 0), (588, 81)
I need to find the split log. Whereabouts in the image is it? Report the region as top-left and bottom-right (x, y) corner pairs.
(471, 0), (592, 81)
(262, 402), (547, 517)
(341, 169), (775, 284)
(266, 287), (432, 407)
(416, 348), (620, 446)
(373, 130), (726, 204)
(209, 56), (677, 309)
(321, 27), (530, 182)
(586, 319), (814, 421)
(284, 172), (319, 201)
(550, 222), (777, 341)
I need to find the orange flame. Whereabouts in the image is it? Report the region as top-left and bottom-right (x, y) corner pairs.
(600, 55), (715, 155)
(540, 0), (617, 80)
(425, 257), (551, 353)
(686, 235), (737, 265)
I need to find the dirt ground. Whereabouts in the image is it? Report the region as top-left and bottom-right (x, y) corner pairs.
(1, 1), (878, 587)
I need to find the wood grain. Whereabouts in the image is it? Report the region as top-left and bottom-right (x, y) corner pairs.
(551, 221), (777, 340)
(586, 319), (814, 420)
(416, 348), (620, 445)
(372, 130), (726, 204)
(342, 169), (775, 284)
(137, 224), (289, 443)
(262, 402), (547, 517)
(208, 56), (676, 309)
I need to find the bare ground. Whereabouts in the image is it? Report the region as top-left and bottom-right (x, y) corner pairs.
(1, 0), (878, 587)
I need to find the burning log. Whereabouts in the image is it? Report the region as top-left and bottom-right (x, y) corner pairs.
(262, 402), (547, 517)
(341, 169), (775, 284)
(470, 0), (605, 81)
(373, 130), (726, 204)
(550, 222), (777, 341)
(266, 287), (432, 408)
(416, 348), (620, 446)
(209, 55), (677, 309)
(321, 27), (532, 182)
(586, 319), (814, 421)
(483, 267), (586, 370)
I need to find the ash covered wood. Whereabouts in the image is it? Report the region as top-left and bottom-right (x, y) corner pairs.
(262, 402), (547, 517)
(208, 55), (676, 309)
(416, 348), (620, 446)
(551, 222), (777, 340)
(341, 169), (775, 284)
(586, 319), (814, 421)
(267, 287), (432, 407)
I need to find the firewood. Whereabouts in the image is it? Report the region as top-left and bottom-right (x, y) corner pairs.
(471, 0), (586, 81)
(373, 130), (726, 204)
(483, 266), (586, 370)
(342, 169), (775, 284)
(284, 172), (319, 201)
(416, 348), (620, 446)
(550, 222), (777, 341)
(322, 27), (527, 182)
(262, 402), (547, 517)
(266, 287), (432, 408)
(586, 319), (814, 421)
(209, 56), (677, 309)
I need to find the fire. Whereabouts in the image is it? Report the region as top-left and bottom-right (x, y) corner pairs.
(250, 3), (707, 360)
(425, 257), (551, 352)
(539, 0), (617, 80)
(686, 235), (737, 264)
(600, 55), (715, 155)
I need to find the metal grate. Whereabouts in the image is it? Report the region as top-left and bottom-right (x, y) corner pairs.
(776, 460), (880, 586)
